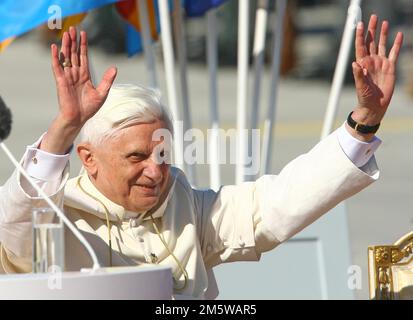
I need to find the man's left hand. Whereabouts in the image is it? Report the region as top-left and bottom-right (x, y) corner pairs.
(349, 14), (403, 141)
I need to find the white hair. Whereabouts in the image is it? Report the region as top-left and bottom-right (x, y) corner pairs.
(80, 84), (173, 146)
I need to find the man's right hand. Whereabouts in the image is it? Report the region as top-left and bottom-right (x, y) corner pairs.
(41, 26), (117, 154)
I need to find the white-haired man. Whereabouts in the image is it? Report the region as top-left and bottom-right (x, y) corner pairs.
(0, 15), (403, 298)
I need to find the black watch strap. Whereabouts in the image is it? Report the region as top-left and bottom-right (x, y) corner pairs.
(347, 111), (380, 134)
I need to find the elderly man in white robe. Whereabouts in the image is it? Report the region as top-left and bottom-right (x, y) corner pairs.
(0, 15), (404, 298)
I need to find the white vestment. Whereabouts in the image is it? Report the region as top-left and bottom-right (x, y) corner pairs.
(0, 129), (379, 299)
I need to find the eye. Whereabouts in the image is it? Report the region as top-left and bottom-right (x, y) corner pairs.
(128, 153), (147, 162)
(159, 150), (165, 158)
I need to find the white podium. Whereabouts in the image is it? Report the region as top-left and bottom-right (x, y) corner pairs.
(0, 265), (173, 300)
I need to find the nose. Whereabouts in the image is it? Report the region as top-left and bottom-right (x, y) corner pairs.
(142, 159), (163, 184)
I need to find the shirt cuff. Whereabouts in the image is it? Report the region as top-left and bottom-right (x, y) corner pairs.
(23, 134), (71, 181)
(337, 123), (382, 168)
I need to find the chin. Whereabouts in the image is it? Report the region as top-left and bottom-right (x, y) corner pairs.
(132, 197), (159, 212)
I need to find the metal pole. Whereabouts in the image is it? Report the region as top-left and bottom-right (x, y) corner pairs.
(320, 0), (362, 139)
(261, 0), (286, 175)
(158, 0), (184, 170)
(137, 0), (158, 88)
(248, 0), (269, 180)
(236, 0), (250, 184)
(206, 9), (221, 191)
(172, 0), (196, 185)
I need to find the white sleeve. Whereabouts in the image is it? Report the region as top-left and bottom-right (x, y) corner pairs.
(20, 134), (70, 196)
(0, 135), (70, 258)
(336, 123), (382, 168)
(198, 128), (380, 267)
(255, 128), (380, 247)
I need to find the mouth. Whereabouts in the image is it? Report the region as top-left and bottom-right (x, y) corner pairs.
(135, 184), (159, 195)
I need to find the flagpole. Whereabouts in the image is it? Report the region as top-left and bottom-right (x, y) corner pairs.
(206, 8), (220, 191)
(261, 0), (286, 175)
(320, 0), (362, 139)
(248, 0), (269, 181)
(137, 0), (158, 88)
(172, 0), (197, 186)
(158, 0), (184, 171)
(236, 0), (250, 185)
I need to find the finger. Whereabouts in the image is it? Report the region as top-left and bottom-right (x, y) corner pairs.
(352, 61), (368, 91)
(389, 31), (404, 63)
(96, 67), (117, 98)
(60, 32), (71, 64)
(79, 30), (89, 68)
(69, 26), (79, 67)
(355, 21), (367, 62)
(378, 21), (388, 57)
(365, 14), (378, 55)
(51, 44), (64, 79)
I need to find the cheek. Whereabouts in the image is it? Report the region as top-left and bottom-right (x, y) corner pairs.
(162, 165), (170, 177)
(99, 157), (135, 183)
(125, 164), (146, 183)
(160, 165), (170, 187)
(114, 167), (142, 196)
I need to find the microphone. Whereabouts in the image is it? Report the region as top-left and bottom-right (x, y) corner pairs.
(0, 96), (12, 141)
(0, 96), (101, 271)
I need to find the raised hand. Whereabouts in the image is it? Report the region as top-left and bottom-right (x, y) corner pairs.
(351, 14), (403, 130)
(42, 26), (117, 154)
(51, 26), (117, 127)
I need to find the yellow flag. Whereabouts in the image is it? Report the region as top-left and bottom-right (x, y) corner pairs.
(0, 37), (15, 53)
(58, 13), (88, 38)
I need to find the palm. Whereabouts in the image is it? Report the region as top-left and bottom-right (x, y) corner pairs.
(357, 55), (395, 110)
(353, 15), (403, 119)
(55, 69), (103, 124)
(51, 28), (117, 126)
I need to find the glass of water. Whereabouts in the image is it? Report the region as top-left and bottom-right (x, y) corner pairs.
(32, 207), (65, 273)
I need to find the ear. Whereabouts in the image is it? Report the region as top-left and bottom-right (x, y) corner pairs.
(77, 143), (98, 177)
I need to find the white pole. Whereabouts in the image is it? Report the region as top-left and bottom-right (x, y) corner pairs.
(206, 9), (221, 191)
(137, 0), (158, 88)
(172, 0), (197, 186)
(158, 0), (184, 170)
(261, 0), (286, 175)
(320, 0), (362, 139)
(248, 0), (269, 181)
(236, 0), (250, 185)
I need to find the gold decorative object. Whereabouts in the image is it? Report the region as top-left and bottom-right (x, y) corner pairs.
(368, 231), (413, 300)
(375, 247), (390, 264)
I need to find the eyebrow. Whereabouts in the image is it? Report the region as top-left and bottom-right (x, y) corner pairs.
(124, 150), (149, 158)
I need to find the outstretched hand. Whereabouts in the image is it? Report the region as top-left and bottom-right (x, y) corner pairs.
(51, 26), (117, 127)
(42, 26), (117, 154)
(351, 14), (403, 128)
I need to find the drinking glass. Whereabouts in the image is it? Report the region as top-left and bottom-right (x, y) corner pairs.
(32, 207), (65, 273)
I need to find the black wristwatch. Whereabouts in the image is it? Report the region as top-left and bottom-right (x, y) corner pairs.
(346, 111), (380, 134)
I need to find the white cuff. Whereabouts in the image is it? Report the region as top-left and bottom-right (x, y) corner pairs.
(337, 123), (382, 168)
(23, 134), (71, 181)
